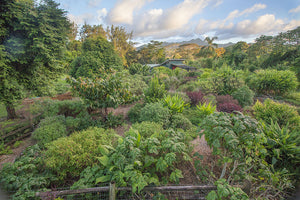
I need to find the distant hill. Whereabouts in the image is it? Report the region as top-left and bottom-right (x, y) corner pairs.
(137, 38), (235, 50)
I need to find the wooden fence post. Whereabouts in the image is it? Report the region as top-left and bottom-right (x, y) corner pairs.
(109, 182), (116, 200)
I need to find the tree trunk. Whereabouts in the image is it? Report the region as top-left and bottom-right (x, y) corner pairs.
(6, 103), (17, 120)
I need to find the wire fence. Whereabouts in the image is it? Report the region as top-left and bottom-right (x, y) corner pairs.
(35, 183), (217, 200)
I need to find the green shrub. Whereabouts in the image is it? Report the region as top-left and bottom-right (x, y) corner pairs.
(284, 92), (300, 106)
(253, 99), (300, 130)
(39, 99), (88, 118)
(232, 85), (255, 107)
(94, 128), (191, 193)
(163, 94), (189, 114)
(44, 127), (118, 179)
(131, 121), (164, 138)
(120, 72), (148, 98)
(32, 115), (68, 148)
(129, 63), (151, 76)
(139, 102), (171, 126)
(177, 80), (201, 92)
(0, 145), (56, 200)
(196, 102), (216, 117)
(262, 121), (300, 177)
(128, 103), (144, 123)
(203, 94), (217, 105)
(248, 69), (298, 96)
(182, 107), (204, 125)
(198, 66), (245, 95)
(104, 112), (124, 128)
(170, 114), (193, 131)
(144, 77), (166, 103)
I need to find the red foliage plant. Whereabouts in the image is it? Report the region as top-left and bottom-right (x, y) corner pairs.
(186, 90), (205, 106)
(216, 95), (239, 105)
(217, 103), (243, 113)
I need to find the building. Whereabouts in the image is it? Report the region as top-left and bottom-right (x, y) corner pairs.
(147, 59), (196, 71)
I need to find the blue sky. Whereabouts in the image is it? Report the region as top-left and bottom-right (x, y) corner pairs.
(56, 0), (300, 45)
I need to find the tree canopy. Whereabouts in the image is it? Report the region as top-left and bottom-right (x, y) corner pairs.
(0, 0), (71, 119)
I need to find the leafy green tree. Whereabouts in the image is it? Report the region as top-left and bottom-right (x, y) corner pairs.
(0, 0), (70, 119)
(138, 41), (166, 64)
(68, 70), (132, 116)
(70, 36), (122, 78)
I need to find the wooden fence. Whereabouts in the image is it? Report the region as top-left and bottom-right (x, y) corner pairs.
(36, 183), (217, 200)
(0, 114), (42, 146)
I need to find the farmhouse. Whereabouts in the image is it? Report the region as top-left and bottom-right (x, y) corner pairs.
(147, 59), (196, 71)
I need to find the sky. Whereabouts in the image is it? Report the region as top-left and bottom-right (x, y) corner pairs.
(55, 0), (300, 45)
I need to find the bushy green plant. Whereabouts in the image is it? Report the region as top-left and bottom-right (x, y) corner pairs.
(104, 112), (124, 128)
(232, 85), (255, 107)
(262, 121), (300, 177)
(284, 92), (300, 106)
(120, 73), (148, 99)
(163, 94), (189, 114)
(93, 128), (191, 193)
(182, 107), (204, 125)
(0, 145), (57, 200)
(144, 77), (166, 103)
(198, 66), (245, 95)
(196, 102), (216, 117)
(32, 115), (68, 148)
(177, 80), (201, 92)
(206, 179), (249, 200)
(39, 99), (88, 118)
(129, 63), (151, 76)
(139, 102), (171, 126)
(253, 99), (300, 130)
(170, 114), (193, 130)
(248, 69), (298, 96)
(44, 127), (118, 179)
(131, 121), (164, 138)
(128, 103), (144, 123)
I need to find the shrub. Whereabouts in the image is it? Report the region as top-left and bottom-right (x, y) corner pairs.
(186, 90), (205, 106)
(203, 94), (217, 105)
(120, 72), (148, 98)
(44, 127), (118, 179)
(95, 128), (191, 193)
(131, 121), (164, 138)
(144, 77), (166, 103)
(32, 115), (67, 148)
(262, 122), (300, 177)
(139, 102), (171, 126)
(0, 145), (56, 200)
(217, 102), (243, 113)
(232, 85), (255, 107)
(163, 94), (189, 114)
(196, 102), (216, 117)
(129, 63), (151, 76)
(170, 114), (193, 131)
(127, 103), (144, 123)
(39, 99), (88, 118)
(253, 99), (300, 130)
(216, 95), (239, 105)
(248, 69), (298, 96)
(104, 112), (124, 128)
(177, 80), (201, 92)
(182, 107), (204, 125)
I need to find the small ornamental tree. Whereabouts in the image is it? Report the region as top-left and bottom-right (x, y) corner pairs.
(68, 70), (132, 117)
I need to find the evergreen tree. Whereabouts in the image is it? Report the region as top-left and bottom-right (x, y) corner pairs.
(0, 0), (71, 119)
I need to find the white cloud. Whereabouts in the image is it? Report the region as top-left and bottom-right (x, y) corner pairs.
(88, 0), (101, 7)
(224, 3), (266, 22)
(97, 8), (107, 24)
(197, 13), (300, 40)
(132, 0), (210, 37)
(289, 5), (300, 13)
(106, 0), (150, 24)
(67, 13), (95, 25)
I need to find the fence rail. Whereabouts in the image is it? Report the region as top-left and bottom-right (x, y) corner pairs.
(36, 183), (217, 200)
